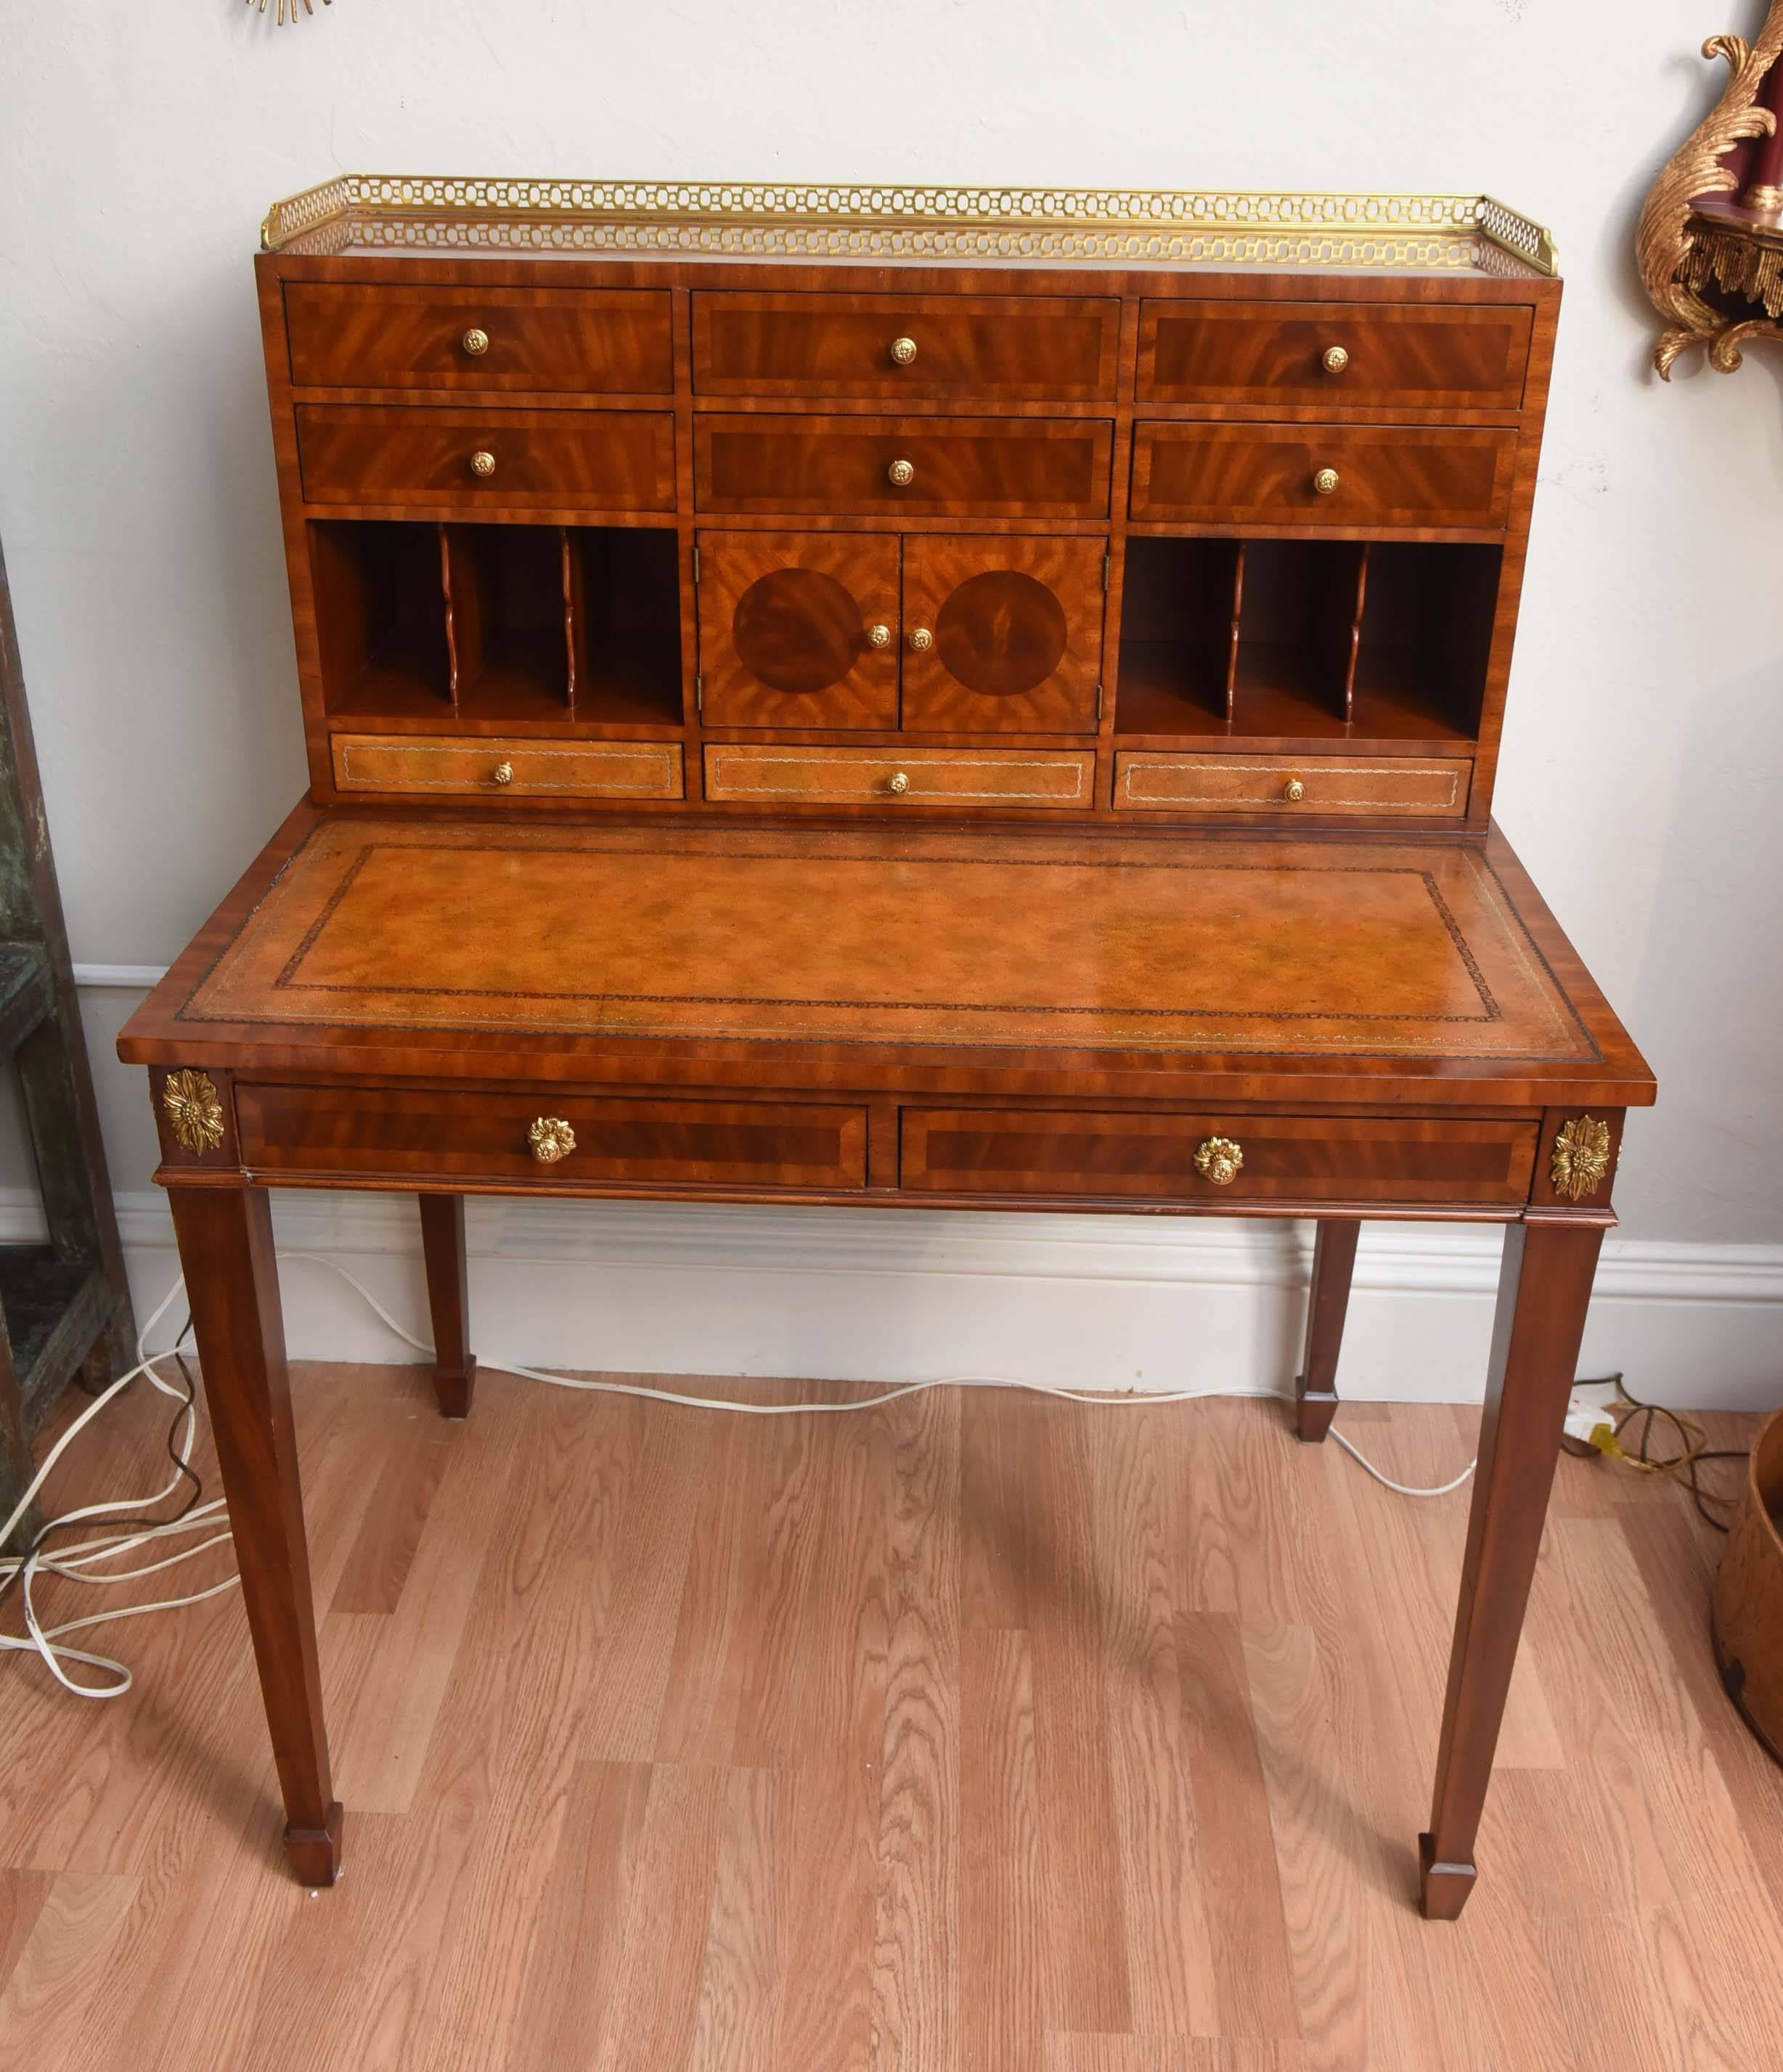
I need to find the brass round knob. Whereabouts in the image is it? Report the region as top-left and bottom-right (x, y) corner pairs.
(907, 626), (933, 653)
(1282, 776), (1305, 802)
(1313, 466), (1339, 496)
(529, 1117), (576, 1165)
(1194, 1135), (1244, 1187)
(889, 335), (918, 367)
(1321, 345), (1350, 374)
(886, 457), (915, 488)
(866, 622), (892, 650)
(491, 761), (515, 786)
(470, 449), (497, 478)
(886, 770), (910, 796)
(462, 327), (491, 356)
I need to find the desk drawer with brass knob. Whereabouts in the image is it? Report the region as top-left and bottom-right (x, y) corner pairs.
(295, 405), (676, 512)
(695, 415), (1113, 518)
(703, 744), (1094, 808)
(283, 285), (674, 394)
(1114, 752), (1470, 817)
(899, 1109), (1538, 1205)
(236, 1086), (869, 1191)
(1129, 423), (1517, 531)
(1135, 300), (1533, 410)
(690, 292), (1120, 400)
(331, 734), (684, 800)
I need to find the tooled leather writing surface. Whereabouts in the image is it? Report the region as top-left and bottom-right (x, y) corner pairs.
(180, 815), (1594, 1064)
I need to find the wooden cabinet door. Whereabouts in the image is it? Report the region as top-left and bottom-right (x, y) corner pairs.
(696, 533), (899, 729)
(900, 536), (1104, 734)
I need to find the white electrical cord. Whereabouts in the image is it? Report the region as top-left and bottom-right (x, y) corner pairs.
(2, 1250), (1478, 1699)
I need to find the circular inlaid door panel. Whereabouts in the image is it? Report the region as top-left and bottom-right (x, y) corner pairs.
(731, 567), (861, 695)
(934, 569), (1069, 698)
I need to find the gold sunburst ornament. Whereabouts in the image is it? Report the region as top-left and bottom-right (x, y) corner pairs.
(248, 0), (332, 23)
(162, 1069), (226, 1156)
(1550, 1116), (1613, 1202)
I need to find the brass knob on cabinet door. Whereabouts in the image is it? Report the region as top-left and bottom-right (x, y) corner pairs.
(1282, 776), (1305, 802)
(886, 770), (910, 795)
(907, 626), (933, 653)
(491, 761), (515, 786)
(866, 622), (892, 649)
(529, 1117), (576, 1165)
(462, 327), (491, 356)
(1194, 1135), (1244, 1187)
(889, 335), (918, 367)
(470, 449), (497, 478)
(1313, 466), (1339, 496)
(887, 457), (915, 488)
(1321, 345), (1350, 374)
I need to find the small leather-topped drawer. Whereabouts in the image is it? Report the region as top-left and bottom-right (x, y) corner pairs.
(1130, 423), (1517, 531)
(284, 285), (674, 394)
(695, 415), (1112, 518)
(691, 292), (1120, 401)
(237, 1086), (868, 1191)
(901, 1110), (1539, 1205)
(1114, 752), (1470, 817)
(295, 405), (676, 511)
(332, 735), (684, 800)
(703, 744), (1094, 808)
(1136, 300), (1533, 411)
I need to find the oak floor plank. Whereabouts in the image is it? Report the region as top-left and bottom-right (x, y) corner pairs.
(2, 1368), (1774, 2072)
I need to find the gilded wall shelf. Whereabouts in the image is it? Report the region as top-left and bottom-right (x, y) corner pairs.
(1637, 4), (1783, 377)
(259, 176), (1557, 275)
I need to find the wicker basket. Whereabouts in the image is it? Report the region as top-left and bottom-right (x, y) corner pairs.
(1713, 1404), (1783, 1766)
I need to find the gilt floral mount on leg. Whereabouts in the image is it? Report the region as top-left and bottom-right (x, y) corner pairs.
(1636, 2), (1783, 378)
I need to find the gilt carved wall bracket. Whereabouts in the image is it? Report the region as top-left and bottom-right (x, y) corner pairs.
(1637, 4), (1783, 378)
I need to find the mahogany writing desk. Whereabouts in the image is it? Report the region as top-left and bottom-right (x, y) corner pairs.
(118, 182), (1654, 1920)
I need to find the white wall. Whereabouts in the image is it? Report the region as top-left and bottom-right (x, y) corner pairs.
(1, 2), (1780, 1401)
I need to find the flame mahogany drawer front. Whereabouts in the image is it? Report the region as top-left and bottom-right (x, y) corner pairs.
(901, 1110), (1541, 1205)
(284, 285), (675, 394)
(1114, 751), (1472, 817)
(703, 744), (1095, 807)
(236, 1087), (869, 1191)
(331, 734), (685, 800)
(1136, 300), (1534, 410)
(295, 404), (677, 510)
(1130, 422), (1518, 530)
(690, 292), (1122, 400)
(695, 415), (1114, 518)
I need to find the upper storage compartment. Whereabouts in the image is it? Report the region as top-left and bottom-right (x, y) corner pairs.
(695, 415), (1112, 519)
(284, 285), (674, 393)
(1136, 299), (1533, 411)
(1130, 423), (1517, 532)
(691, 292), (1120, 401)
(295, 405), (677, 513)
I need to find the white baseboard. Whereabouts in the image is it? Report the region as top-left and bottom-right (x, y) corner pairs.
(20, 1184), (1779, 1412)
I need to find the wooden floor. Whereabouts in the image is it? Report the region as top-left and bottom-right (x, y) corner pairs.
(0, 1361), (1776, 2072)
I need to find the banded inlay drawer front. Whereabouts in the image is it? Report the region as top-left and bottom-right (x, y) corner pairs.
(1114, 752), (1469, 817)
(695, 415), (1112, 518)
(332, 735), (684, 800)
(1137, 300), (1533, 410)
(237, 1087), (868, 1191)
(295, 405), (676, 510)
(901, 1110), (1539, 1205)
(691, 293), (1120, 401)
(703, 745), (1094, 807)
(1130, 423), (1517, 531)
(285, 285), (674, 394)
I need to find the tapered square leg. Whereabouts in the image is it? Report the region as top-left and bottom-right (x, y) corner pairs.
(1295, 1219), (1358, 1443)
(418, 1192), (476, 1419)
(1419, 1215), (1604, 1920)
(168, 1183), (342, 1887)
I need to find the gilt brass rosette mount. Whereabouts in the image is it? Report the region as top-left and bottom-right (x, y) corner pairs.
(162, 1069), (226, 1155)
(1550, 1115), (1613, 1202)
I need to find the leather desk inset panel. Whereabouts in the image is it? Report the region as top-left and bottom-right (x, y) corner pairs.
(181, 817), (1594, 1064)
